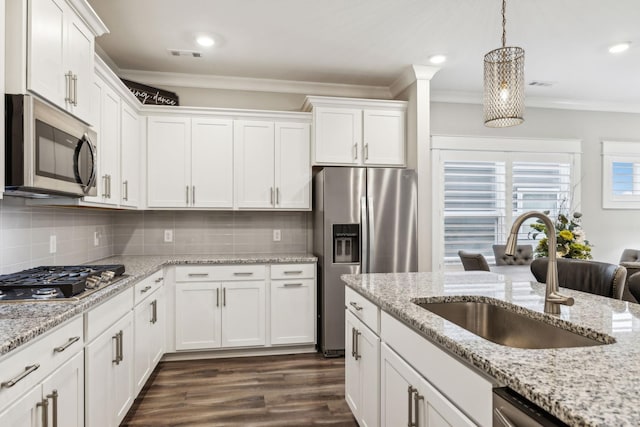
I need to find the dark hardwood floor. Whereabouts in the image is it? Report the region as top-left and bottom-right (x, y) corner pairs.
(121, 353), (358, 427)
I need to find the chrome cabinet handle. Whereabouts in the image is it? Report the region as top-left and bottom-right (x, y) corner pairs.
(351, 327), (356, 358)
(106, 175), (111, 199)
(102, 175), (107, 198)
(188, 273), (209, 277)
(364, 143), (369, 160)
(413, 390), (424, 427)
(154, 277), (164, 283)
(283, 283), (303, 287)
(270, 187), (274, 205)
(140, 285), (152, 293)
(72, 74), (78, 106)
(494, 408), (516, 427)
(112, 334), (119, 364)
(46, 390), (59, 427)
(354, 329), (361, 360)
(1, 364), (40, 388)
(216, 288), (220, 307)
(53, 336), (80, 353)
(186, 185), (190, 205)
(37, 398), (49, 427)
(64, 71), (72, 104)
(123, 180), (128, 201)
(223, 287), (226, 306)
(407, 386), (415, 427)
(192, 186), (196, 205)
(353, 143), (358, 160)
(284, 270), (303, 275)
(150, 300), (157, 324)
(233, 272), (253, 276)
(118, 330), (124, 362)
(276, 187), (280, 205)
(349, 301), (363, 311)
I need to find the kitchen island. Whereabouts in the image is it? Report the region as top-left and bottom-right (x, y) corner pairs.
(341, 271), (640, 426)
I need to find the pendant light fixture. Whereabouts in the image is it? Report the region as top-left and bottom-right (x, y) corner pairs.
(483, 0), (525, 127)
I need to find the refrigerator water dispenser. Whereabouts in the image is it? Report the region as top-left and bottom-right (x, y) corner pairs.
(333, 224), (360, 263)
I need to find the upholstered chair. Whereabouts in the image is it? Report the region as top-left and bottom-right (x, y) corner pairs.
(457, 250), (490, 271)
(530, 258), (627, 300)
(627, 272), (640, 303)
(619, 249), (640, 302)
(492, 244), (533, 266)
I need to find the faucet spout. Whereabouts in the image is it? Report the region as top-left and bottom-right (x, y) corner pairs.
(506, 211), (575, 315)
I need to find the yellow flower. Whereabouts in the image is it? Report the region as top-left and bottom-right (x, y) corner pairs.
(558, 230), (574, 241)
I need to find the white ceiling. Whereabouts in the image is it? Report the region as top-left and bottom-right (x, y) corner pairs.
(88, 0), (640, 110)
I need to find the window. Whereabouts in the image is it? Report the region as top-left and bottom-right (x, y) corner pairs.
(432, 136), (581, 269)
(602, 141), (640, 209)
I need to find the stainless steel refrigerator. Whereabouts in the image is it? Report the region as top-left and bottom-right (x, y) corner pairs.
(313, 167), (418, 356)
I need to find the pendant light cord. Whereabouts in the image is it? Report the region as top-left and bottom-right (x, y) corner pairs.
(501, 0), (506, 48)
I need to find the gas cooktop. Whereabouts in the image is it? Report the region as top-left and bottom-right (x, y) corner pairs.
(0, 264), (126, 302)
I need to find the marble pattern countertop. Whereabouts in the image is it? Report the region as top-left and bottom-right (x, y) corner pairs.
(341, 271), (640, 427)
(0, 254), (316, 358)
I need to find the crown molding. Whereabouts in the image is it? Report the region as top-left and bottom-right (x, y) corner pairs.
(389, 65), (441, 98)
(117, 69), (392, 99)
(67, 0), (109, 36)
(431, 89), (640, 114)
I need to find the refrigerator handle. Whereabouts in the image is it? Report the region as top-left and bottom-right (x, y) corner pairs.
(368, 197), (375, 272)
(360, 196), (368, 273)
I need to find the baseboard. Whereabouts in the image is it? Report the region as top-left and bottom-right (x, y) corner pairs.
(161, 345), (318, 361)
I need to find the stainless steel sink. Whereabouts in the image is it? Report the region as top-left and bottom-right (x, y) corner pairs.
(416, 300), (613, 349)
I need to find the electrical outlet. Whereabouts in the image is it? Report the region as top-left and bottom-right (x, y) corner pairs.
(49, 235), (57, 254)
(164, 229), (173, 243)
(273, 229), (281, 242)
(93, 231), (100, 247)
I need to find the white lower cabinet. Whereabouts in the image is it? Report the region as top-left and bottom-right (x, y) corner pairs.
(345, 311), (380, 427)
(0, 386), (41, 427)
(221, 281), (266, 347)
(270, 278), (315, 345)
(175, 282), (222, 350)
(380, 343), (475, 427)
(134, 285), (165, 393)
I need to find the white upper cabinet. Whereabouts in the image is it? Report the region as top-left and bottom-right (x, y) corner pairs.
(303, 96), (407, 167)
(5, 0), (108, 125)
(120, 103), (141, 208)
(234, 120), (276, 209)
(191, 118), (234, 208)
(234, 120), (311, 210)
(147, 116), (191, 208)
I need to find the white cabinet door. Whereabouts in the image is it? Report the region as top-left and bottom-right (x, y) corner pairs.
(363, 110), (405, 166)
(100, 84), (121, 205)
(147, 116), (191, 207)
(175, 282), (222, 350)
(221, 281), (266, 347)
(0, 386), (41, 427)
(275, 122), (311, 209)
(150, 287), (166, 366)
(270, 278), (315, 345)
(380, 343), (474, 427)
(82, 79), (104, 204)
(65, 13), (94, 123)
(113, 312), (134, 425)
(345, 311), (380, 427)
(41, 352), (84, 427)
(313, 107), (361, 165)
(85, 324), (115, 426)
(234, 120), (275, 209)
(191, 118), (233, 208)
(120, 103), (141, 208)
(27, 0), (65, 108)
(134, 296), (152, 393)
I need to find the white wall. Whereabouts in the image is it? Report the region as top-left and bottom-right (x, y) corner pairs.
(431, 102), (640, 264)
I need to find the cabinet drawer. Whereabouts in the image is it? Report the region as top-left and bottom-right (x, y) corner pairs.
(85, 287), (134, 342)
(271, 263), (316, 280)
(134, 269), (164, 305)
(345, 287), (379, 334)
(175, 265), (266, 282)
(0, 316), (83, 412)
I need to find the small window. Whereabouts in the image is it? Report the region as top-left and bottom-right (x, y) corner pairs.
(602, 141), (640, 209)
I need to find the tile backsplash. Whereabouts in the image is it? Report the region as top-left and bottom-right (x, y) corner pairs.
(0, 197), (114, 273)
(113, 210), (311, 256)
(0, 197), (311, 274)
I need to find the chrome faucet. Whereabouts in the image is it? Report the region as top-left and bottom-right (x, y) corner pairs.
(505, 211), (574, 315)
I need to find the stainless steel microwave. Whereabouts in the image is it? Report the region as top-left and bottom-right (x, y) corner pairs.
(5, 94), (97, 197)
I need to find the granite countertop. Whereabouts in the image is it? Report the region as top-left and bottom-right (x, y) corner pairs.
(0, 253), (316, 358)
(341, 271), (640, 427)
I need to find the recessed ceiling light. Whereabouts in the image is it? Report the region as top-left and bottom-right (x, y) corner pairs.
(608, 42), (631, 54)
(196, 35), (215, 47)
(429, 54), (447, 65)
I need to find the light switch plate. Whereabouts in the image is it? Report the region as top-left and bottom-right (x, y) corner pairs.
(273, 229), (281, 242)
(49, 235), (57, 254)
(164, 229), (173, 243)
(94, 231), (100, 247)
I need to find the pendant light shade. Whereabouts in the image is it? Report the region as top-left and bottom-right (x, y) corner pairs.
(483, 0), (525, 127)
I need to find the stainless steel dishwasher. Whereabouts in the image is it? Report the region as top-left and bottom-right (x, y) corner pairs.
(493, 387), (569, 427)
